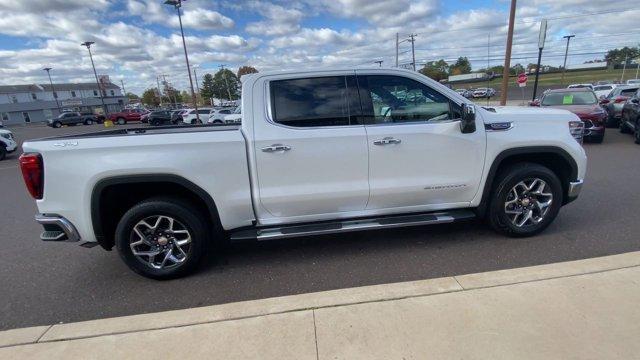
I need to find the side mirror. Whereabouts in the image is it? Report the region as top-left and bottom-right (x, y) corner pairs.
(632, 98), (639, 104)
(460, 103), (476, 134)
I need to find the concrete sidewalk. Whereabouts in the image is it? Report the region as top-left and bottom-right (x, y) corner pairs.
(2, 252), (640, 359)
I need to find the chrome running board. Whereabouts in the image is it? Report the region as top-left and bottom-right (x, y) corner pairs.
(230, 209), (476, 241)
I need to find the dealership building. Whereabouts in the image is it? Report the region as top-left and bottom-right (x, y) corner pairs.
(0, 82), (128, 125)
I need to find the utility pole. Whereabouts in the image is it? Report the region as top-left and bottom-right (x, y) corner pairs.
(164, 0), (199, 123)
(120, 79), (126, 95)
(635, 57), (640, 80)
(156, 76), (163, 107)
(560, 34), (575, 86)
(193, 66), (200, 105)
(42, 67), (61, 114)
(374, 60), (383, 67)
(162, 75), (178, 107)
(80, 41), (108, 115)
(487, 33), (491, 106)
(499, 0), (517, 106)
(621, 54), (628, 83)
(407, 34), (417, 71)
(219, 65), (232, 101)
(532, 19), (547, 101)
(395, 33), (399, 68)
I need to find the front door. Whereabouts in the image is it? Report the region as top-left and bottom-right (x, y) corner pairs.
(253, 75), (369, 221)
(357, 72), (486, 210)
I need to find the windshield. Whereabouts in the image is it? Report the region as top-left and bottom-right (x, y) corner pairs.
(541, 91), (597, 106)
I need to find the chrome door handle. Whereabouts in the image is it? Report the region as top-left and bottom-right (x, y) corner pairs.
(261, 144), (292, 152)
(373, 137), (401, 145)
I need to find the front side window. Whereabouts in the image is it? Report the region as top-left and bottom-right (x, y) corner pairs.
(359, 75), (455, 124)
(270, 76), (357, 127)
(197, 109), (211, 114)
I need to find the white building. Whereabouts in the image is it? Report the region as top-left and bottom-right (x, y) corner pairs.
(0, 82), (127, 125)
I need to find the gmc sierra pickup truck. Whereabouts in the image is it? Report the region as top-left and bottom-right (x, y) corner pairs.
(20, 68), (587, 279)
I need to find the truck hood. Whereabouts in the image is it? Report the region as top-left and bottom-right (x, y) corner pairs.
(480, 105), (579, 124)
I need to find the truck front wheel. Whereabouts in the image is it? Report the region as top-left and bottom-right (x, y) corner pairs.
(488, 163), (563, 237)
(117, 118), (126, 125)
(115, 198), (209, 279)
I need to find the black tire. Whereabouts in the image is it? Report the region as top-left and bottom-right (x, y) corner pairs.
(84, 119), (93, 125)
(53, 121), (62, 128)
(115, 197), (210, 279)
(0, 146), (6, 161)
(487, 163), (563, 237)
(117, 117), (126, 125)
(620, 113), (632, 134)
(635, 119), (640, 144)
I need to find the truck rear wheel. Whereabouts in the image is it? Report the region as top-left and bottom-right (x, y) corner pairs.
(117, 118), (126, 125)
(487, 163), (563, 237)
(115, 197), (209, 279)
(0, 146), (6, 161)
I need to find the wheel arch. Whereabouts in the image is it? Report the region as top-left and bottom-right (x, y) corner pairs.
(477, 146), (578, 217)
(91, 174), (222, 250)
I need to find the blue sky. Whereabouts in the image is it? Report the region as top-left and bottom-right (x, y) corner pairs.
(0, 0), (638, 94)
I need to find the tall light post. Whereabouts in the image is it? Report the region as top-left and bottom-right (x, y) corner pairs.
(499, 0), (517, 106)
(81, 41), (108, 116)
(560, 35), (575, 86)
(165, 0), (200, 123)
(42, 67), (61, 114)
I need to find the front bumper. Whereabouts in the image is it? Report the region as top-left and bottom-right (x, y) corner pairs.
(566, 180), (584, 204)
(35, 214), (81, 242)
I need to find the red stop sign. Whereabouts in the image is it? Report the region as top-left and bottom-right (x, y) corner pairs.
(517, 73), (528, 84)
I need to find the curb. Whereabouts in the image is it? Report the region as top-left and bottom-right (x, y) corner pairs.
(2, 251), (639, 348)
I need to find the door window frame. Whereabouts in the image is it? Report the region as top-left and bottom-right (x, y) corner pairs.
(356, 74), (462, 126)
(265, 75), (363, 130)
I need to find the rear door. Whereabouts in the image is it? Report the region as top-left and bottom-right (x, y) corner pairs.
(253, 74), (369, 221)
(357, 72), (486, 210)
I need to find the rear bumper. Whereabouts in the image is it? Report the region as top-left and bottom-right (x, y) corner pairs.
(565, 180), (584, 204)
(35, 214), (81, 242)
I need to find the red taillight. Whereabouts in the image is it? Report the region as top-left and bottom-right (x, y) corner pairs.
(614, 96), (628, 104)
(19, 153), (44, 199)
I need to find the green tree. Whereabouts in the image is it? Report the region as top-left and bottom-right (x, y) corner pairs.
(125, 92), (139, 100)
(510, 63), (525, 76)
(141, 88), (159, 107)
(449, 57), (472, 76)
(200, 73), (216, 101)
(419, 59), (449, 81)
(213, 69), (240, 100)
(237, 65), (258, 79)
(605, 46), (640, 65)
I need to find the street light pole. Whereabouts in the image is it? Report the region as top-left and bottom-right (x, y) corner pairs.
(165, 0), (200, 123)
(560, 35), (575, 86)
(43, 67), (61, 114)
(81, 41), (108, 116)
(499, 0), (517, 106)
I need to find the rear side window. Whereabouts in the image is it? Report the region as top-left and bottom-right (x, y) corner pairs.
(198, 109), (211, 114)
(270, 76), (358, 127)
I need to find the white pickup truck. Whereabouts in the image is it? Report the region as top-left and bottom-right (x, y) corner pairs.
(20, 68), (587, 279)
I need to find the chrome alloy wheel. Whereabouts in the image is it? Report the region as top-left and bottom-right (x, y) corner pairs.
(504, 178), (553, 228)
(130, 215), (192, 270)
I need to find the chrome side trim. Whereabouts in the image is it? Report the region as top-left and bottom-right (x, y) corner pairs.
(252, 210), (474, 241)
(35, 214), (81, 242)
(567, 180), (584, 198)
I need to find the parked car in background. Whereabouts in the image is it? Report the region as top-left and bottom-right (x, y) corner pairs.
(454, 89), (473, 98)
(0, 127), (17, 161)
(182, 108), (213, 124)
(600, 85), (640, 127)
(626, 79), (640, 86)
(620, 89), (640, 143)
(207, 108), (235, 124)
(223, 106), (242, 124)
(147, 110), (178, 126)
(593, 84), (617, 99)
(567, 84), (594, 90)
(47, 112), (97, 128)
(534, 88), (605, 143)
(472, 88), (496, 98)
(21, 67), (587, 279)
(108, 109), (148, 125)
(170, 109), (187, 123)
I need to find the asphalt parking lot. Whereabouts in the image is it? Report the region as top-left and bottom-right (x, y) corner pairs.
(1, 123), (639, 331)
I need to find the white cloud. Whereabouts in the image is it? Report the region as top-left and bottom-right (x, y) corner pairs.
(127, 0), (234, 30)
